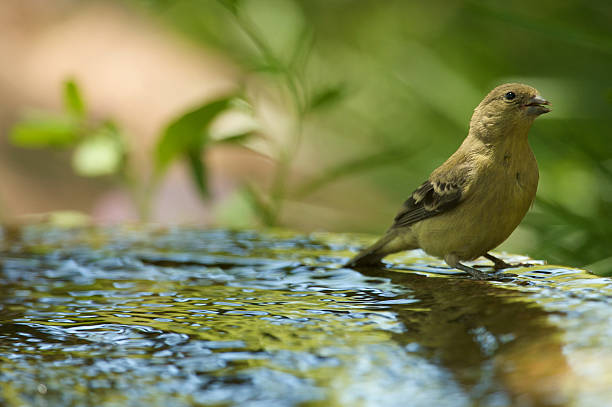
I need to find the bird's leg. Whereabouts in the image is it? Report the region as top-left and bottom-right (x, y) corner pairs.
(483, 253), (514, 270)
(445, 253), (488, 280)
(483, 253), (536, 270)
(455, 262), (489, 280)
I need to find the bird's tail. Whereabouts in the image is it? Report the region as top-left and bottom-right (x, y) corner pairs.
(345, 229), (415, 268)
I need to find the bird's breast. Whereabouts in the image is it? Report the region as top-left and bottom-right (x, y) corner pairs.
(413, 146), (538, 260)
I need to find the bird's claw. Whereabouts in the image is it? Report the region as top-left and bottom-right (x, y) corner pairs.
(465, 271), (516, 281)
(494, 261), (540, 270)
(483, 253), (538, 270)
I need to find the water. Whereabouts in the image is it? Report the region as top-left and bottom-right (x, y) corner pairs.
(0, 226), (611, 406)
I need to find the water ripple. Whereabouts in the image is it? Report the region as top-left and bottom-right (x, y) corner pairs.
(0, 226), (610, 406)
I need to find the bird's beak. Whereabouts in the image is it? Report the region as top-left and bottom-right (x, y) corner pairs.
(524, 95), (551, 116)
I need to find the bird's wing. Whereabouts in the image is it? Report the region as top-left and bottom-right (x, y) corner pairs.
(392, 178), (463, 228)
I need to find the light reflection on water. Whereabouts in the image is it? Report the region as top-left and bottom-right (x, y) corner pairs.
(0, 226), (611, 406)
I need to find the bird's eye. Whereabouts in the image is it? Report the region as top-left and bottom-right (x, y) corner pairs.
(504, 91), (516, 100)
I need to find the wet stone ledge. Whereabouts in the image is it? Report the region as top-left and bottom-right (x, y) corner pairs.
(0, 225), (610, 407)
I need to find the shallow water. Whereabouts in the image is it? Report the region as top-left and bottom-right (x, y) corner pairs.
(0, 226), (611, 406)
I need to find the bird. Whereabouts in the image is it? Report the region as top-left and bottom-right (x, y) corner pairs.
(346, 83), (550, 279)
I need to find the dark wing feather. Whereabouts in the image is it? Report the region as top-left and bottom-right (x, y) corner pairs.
(392, 180), (462, 228)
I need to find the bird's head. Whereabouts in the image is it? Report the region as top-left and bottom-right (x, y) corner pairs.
(470, 83), (550, 141)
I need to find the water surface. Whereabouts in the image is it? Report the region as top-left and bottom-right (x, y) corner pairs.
(0, 226), (611, 406)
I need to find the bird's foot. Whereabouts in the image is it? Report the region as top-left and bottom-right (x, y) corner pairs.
(490, 270), (517, 280)
(455, 262), (490, 280)
(483, 253), (513, 270)
(512, 262), (542, 268)
(456, 262), (516, 281)
(483, 253), (526, 270)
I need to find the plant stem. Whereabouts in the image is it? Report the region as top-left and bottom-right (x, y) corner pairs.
(118, 162), (153, 222)
(226, 4), (307, 227)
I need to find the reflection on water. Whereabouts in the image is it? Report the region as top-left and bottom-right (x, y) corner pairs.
(0, 226), (611, 406)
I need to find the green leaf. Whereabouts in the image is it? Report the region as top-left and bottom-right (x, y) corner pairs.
(307, 84), (346, 112)
(72, 124), (124, 177)
(251, 63), (286, 74)
(242, 183), (276, 226)
(218, 0), (241, 15)
(10, 114), (79, 148)
(289, 26), (314, 72)
(213, 131), (256, 146)
(585, 255), (612, 277)
(187, 149), (208, 198)
(63, 79), (85, 117)
(154, 97), (234, 175)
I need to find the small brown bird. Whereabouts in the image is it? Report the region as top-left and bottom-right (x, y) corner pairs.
(346, 83), (550, 279)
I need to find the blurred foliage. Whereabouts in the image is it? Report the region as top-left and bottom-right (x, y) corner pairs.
(154, 96), (240, 198)
(8, 0), (612, 274)
(127, 0), (612, 273)
(10, 83), (259, 221)
(10, 80), (133, 210)
(10, 80), (123, 169)
(11, 79), (127, 180)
